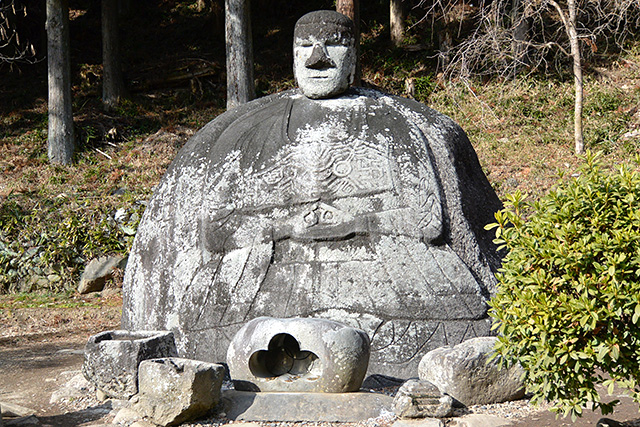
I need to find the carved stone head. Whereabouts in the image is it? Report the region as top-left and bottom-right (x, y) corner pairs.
(293, 11), (356, 99)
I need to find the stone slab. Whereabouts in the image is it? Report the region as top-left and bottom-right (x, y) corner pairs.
(221, 390), (393, 422)
(392, 419), (445, 427)
(448, 414), (513, 427)
(0, 402), (34, 418)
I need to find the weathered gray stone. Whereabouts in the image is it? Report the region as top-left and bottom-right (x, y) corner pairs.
(122, 11), (502, 379)
(294, 11), (356, 99)
(112, 407), (142, 425)
(133, 357), (225, 426)
(228, 317), (369, 392)
(222, 390), (393, 422)
(49, 373), (94, 404)
(393, 379), (454, 418)
(597, 418), (624, 427)
(78, 255), (124, 294)
(447, 414), (512, 427)
(0, 402), (34, 418)
(418, 337), (525, 406)
(3, 416), (40, 427)
(392, 419), (445, 427)
(82, 330), (177, 400)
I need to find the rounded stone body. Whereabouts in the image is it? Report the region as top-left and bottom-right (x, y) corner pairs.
(122, 87), (502, 378)
(227, 317), (370, 392)
(82, 330), (178, 399)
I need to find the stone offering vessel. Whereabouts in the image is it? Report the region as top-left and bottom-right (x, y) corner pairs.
(122, 10), (503, 379)
(227, 317), (370, 392)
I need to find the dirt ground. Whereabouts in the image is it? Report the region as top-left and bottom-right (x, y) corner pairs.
(1, 292), (640, 427)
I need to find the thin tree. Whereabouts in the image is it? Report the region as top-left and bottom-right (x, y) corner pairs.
(46, 0), (74, 164)
(225, 0), (254, 109)
(549, 0), (583, 154)
(428, 0), (640, 155)
(390, 0), (405, 47)
(336, 0), (361, 85)
(102, 0), (126, 112)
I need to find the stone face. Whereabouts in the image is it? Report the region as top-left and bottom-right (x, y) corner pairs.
(82, 330), (177, 400)
(293, 11), (356, 99)
(122, 13), (502, 380)
(78, 255), (124, 294)
(393, 379), (454, 418)
(418, 337), (525, 406)
(133, 357), (225, 427)
(227, 317), (369, 392)
(222, 390), (393, 422)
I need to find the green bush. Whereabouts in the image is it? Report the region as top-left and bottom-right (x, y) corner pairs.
(487, 151), (640, 420)
(0, 196), (144, 293)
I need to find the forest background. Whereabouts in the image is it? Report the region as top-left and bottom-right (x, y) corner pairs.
(0, 0), (640, 297)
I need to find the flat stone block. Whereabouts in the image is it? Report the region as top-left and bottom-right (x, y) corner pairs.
(222, 390), (393, 422)
(392, 419), (445, 427)
(448, 414), (513, 427)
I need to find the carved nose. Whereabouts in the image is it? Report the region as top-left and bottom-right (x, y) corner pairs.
(305, 44), (336, 69)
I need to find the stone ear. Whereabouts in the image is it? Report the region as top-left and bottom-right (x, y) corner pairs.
(348, 50), (356, 85)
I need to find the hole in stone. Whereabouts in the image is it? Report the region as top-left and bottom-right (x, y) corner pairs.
(249, 333), (319, 378)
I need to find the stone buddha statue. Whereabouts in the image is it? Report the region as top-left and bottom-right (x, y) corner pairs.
(122, 10), (503, 378)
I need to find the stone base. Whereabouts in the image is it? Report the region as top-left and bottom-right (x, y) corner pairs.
(221, 390), (393, 422)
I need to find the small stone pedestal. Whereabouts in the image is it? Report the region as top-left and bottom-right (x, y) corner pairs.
(82, 330), (177, 399)
(222, 390), (393, 422)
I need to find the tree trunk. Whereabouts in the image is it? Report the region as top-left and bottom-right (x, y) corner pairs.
(568, 0), (584, 155)
(46, 0), (74, 164)
(102, 0), (126, 112)
(510, 0), (530, 77)
(225, 0), (254, 109)
(390, 0), (405, 47)
(336, 0), (361, 86)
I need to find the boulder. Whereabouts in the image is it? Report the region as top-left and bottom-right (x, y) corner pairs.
(82, 330), (177, 399)
(112, 408), (142, 424)
(50, 373), (94, 404)
(133, 357), (225, 426)
(393, 379), (454, 418)
(418, 337), (525, 406)
(78, 255), (125, 294)
(227, 317), (369, 392)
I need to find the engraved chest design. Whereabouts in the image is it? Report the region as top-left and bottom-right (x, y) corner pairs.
(255, 136), (393, 203)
